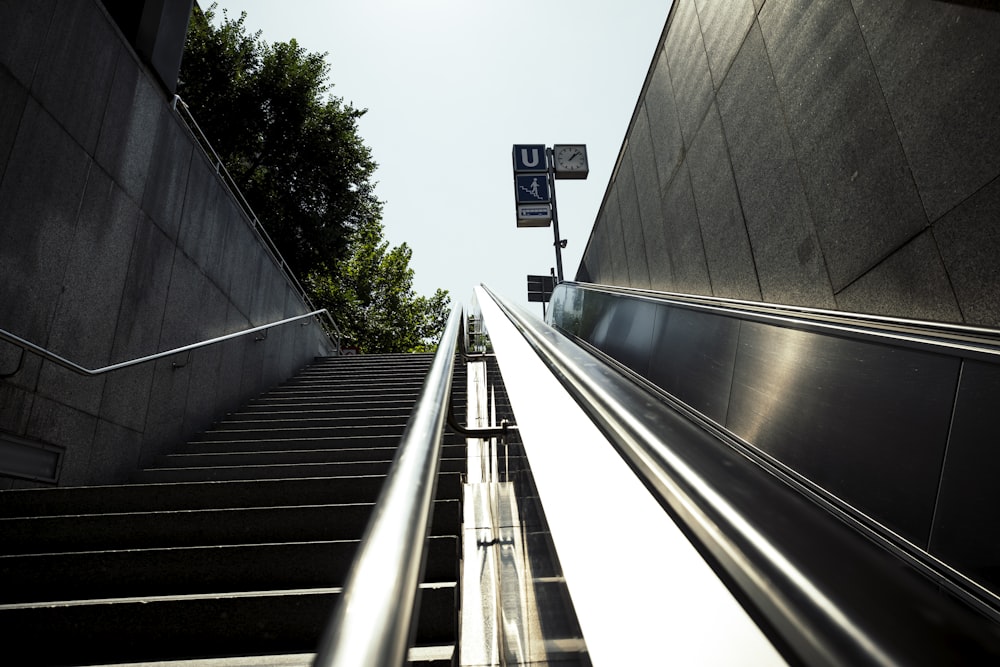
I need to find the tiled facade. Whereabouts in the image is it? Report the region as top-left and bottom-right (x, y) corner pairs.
(579, 0), (1000, 326)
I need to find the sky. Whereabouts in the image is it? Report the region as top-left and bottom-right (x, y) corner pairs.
(208, 0), (673, 313)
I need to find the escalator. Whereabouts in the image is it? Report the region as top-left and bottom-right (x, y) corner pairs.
(3, 282), (1000, 665)
(476, 281), (1000, 665)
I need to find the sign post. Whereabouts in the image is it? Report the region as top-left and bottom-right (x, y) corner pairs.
(511, 143), (588, 284)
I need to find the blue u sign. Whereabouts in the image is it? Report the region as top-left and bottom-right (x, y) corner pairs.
(513, 144), (547, 172)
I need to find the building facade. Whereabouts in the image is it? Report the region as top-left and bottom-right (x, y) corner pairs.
(578, 0), (1000, 327)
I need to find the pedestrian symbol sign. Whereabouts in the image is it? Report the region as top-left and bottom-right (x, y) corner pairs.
(515, 173), (550, 204)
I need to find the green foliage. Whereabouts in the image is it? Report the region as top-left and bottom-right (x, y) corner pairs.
(180, 3), (450, 352)
(308, 217), (450, 354)
(179, 3), (380, 275)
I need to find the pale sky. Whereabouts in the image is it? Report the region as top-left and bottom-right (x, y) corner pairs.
(208, 0), (673, 312)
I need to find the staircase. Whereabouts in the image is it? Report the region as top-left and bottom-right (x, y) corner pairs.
(0, 353), (467, 666)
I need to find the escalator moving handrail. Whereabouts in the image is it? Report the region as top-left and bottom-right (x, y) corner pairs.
(312, 306), (465, 667)
(562, 280), (1000, 360)
(482, 285), (1000, 666)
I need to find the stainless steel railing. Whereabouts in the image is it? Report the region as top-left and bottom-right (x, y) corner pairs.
(0, 309), (333, 377)
(557, 280), (1000, 361)
(313, 306), (465, 666)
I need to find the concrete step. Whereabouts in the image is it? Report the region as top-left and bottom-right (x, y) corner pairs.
(134, 457), (467, 483)
(272, 380), (430, 394)
(0, 352), (467, 665)
(225, 406), (415, 421)
(176, 434), (455, 453)
(135, 461), (395, 483)
(71, 647), (454, 666)
(193, 424), (411, 442)
(308, 353), (434, 367)
(158, 448), (403, 467)
(0, 582), (456, 665)
(0, 474), (462, 517)
(185, 421), (468, 445)
(0, 499), (460, 555)
(175, 434), (466, 455)
(271, 373), (430, 386)
(244, 387), (465, 406)
(252, 386), (424, 400)
(0, 535), (458, 604)
(281, 370), (432, 383)
(233, 399), (419, 415)
(202, 415), (414, 431)
(277, 374), (463, 391)
(281, 378), (428, 390)
(156, 444), (468, 467)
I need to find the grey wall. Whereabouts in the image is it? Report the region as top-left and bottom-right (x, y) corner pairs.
(98, 0), (194, 93)
(0, 0), (333, 488)
(578, 0), (1000, 327)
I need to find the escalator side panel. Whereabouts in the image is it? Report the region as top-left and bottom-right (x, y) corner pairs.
(648, 306), (741, 425)
(726, 321), (959, 544)
(575, 289), (658, 377)
(931, 360), (1000, 591)
(548, 282), (1000, 601)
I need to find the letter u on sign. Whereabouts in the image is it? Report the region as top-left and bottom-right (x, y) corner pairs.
(512, 144), (547, 172)
(520, 147), (541, 168)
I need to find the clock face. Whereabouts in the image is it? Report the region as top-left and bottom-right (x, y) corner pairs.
(553, 144), (588, 179)
(556, 146), (587, 170)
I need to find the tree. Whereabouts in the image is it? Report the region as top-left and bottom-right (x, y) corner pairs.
(307, 218), (450, 353)
(179, 3), (380, 275)
(179, 4), (451, 350)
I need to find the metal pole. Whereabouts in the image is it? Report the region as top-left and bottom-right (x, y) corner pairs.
(546, 147), (565, 283)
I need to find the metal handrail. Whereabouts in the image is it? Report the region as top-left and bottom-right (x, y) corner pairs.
(0, 310), (331, 377)
(482, 285), (1000, 666)
(563, 280), (1000, 358)
(313, 306), (465, 667)
(170, 95), (343, 348)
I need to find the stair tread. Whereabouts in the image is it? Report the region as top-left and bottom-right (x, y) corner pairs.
(0, 499), (461, 554)
(0, 583), (456, 664)
(0, 473), (462, 516)
(134, 458), (466, 483)
(0, 352), (466, 664)
(154, 449), (467, 466)
(0, 536), (459, 603)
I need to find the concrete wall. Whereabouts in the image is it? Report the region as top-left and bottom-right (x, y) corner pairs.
(99, 0), (194, 93)
(0, 0), (333, 488)
(578, 0), (1000, 327)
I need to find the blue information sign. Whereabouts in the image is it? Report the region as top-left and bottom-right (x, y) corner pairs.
(512, 144), (547, 172)
(515, 173), (550, 204)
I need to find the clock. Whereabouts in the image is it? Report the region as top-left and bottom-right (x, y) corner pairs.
(553, 144), (589, 179)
